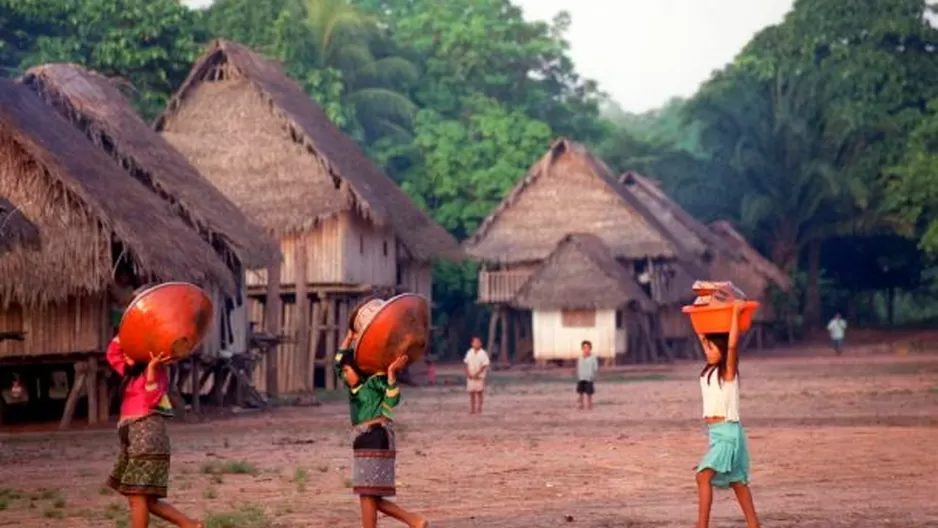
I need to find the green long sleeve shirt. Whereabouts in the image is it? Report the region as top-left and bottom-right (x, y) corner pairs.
(334, 348), (401, 425)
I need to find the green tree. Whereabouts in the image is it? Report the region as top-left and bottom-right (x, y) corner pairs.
(889, 99), (938, 255)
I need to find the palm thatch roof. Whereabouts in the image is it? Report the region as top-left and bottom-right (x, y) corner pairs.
(154, 39), (461, 262)
(709, 220), (792, 291)
(618, 172), (740, 262)
(513, 233), (656, 311)
(0, 196), (40, 254)
(0, 78), (233, 307)
(20, 63), (280, 270)
(463, 139), (702, 267)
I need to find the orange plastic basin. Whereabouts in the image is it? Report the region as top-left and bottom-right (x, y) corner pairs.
(354, 293), (429, 375)
(681, 300), (760, 335)
(118, 282), (214, 364)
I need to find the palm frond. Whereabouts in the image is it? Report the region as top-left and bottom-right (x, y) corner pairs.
(345, 87), (417, 125)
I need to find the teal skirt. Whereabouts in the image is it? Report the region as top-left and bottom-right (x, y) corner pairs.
(696, 421), (750, 488)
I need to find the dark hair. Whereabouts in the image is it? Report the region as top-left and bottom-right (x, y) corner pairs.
(699, 333), (738, 386)
(581, 340), (592, 349)
(118, 361), (148, 396)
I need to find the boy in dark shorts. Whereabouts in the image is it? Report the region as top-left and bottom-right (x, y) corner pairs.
(576, 340), (599, 410)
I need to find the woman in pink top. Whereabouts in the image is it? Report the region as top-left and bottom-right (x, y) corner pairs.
(105, 336), (202, 528)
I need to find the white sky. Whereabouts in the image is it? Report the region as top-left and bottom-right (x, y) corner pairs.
(183, 0), (793, 112)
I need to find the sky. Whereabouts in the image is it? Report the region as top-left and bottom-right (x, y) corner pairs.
(182, 0), (794, 113)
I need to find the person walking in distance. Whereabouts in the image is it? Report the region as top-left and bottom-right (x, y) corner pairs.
(826, 313), (847, 355)
(576, 340), (599, 410)
(464, 336), (490, 414)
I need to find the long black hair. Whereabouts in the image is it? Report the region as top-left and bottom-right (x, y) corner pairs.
(699, 333), (739, 386)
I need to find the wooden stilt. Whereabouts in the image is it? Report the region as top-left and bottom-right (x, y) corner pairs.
(191, 355), (201, 414)
(511, 310), (521, 366)
(86, 356), (99, 425)
(308, 300), (323, 391)
(498, 307), (509, 366)
(324, 298), (337, 391)
(295, 241), (310, 391)
(167, 365), (187, 419)
(265, 262), (282, 397)
(60, 361), (88, 430)
(97, 375), (109, 424)
(486, 305), (499, 357)
(329, 298), (348, 390)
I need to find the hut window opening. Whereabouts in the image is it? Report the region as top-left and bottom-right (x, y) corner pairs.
(359, 235), (365, 254)
(383, 240), (388, 256)
(561, 309), (595, 328)
(615, 310), (624, 329)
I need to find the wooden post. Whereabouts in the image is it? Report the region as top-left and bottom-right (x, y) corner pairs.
(307, 300), (323, 392)
(294, 241), (310, 392)
(324, 298), (337, 391)
(329, 298), (349, 390)
(486, 305), (499, 358)
(97, 375), (109, 424)
(87, 356), (98, 425)
(265, 262), (282, 397)
(190, 355), (201, 414)
(498, 307), (509, 367)
(60, 361), (88, 430)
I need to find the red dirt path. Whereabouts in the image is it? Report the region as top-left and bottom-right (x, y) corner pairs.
(2, 349), (938, 527)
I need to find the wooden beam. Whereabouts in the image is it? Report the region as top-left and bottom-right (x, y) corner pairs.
(324, 298), (337, 391)
(97, 375), (109, 424)
(308, 300), (324, 392)
(190, 355), (201, 414)
(264, 262), (282, 397)
(294, 240), (310, 392)
(486, 305), (499, 359)
(329, 298), (348, 391)
(86, 356), (98, 425)
(60, 361), (88, 430)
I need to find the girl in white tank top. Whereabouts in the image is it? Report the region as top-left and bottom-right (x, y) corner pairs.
(694, 300), (761, 528)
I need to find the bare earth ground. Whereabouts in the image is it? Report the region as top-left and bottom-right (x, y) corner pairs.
(2, 348), (938, 527)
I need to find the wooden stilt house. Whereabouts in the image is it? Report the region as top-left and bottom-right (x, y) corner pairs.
(512, 234), (661, 363)
(20, 64), (281, 406)
(154, 40), (462, 393)
(0, 79), (232, 426)
(463, 139), (704, 364)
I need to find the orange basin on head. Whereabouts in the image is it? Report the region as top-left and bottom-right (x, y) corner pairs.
(353, 293), (429, 375)
(118, 282), (214, 364)
(682, 300), (760, 335)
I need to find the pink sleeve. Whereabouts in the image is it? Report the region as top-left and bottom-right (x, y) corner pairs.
(140, 369), (169, 408)
(105, 338), (126, 376)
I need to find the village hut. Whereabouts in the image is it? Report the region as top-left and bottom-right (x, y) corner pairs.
(464, 139), (704, 363)
(154, 40), (461, 392)
(0, 196), (39, 254)
(20, 65), (281, 407)
(512, 233), (665, 363)
(0, 78), (232, 426)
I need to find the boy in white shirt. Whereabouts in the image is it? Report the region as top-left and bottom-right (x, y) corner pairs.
(464, 336), (490, 414)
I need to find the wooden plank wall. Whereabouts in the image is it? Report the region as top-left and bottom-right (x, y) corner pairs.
(246, 218), (344, 288)
(0, 294), (105, 359)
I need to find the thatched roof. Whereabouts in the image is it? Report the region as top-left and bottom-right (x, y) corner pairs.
(513, 233), (655, 311)
(20, 64), (280, 270)
(0, 78), (233, 307)
(709, 220), (792, 291)
(463, 139), (701, 266)
(0, 196), (39, 253)
(154, 39), (461, 262)
(618, 172), (740, 261)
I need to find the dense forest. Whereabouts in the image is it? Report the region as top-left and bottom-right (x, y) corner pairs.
(2, 0), (938, 344)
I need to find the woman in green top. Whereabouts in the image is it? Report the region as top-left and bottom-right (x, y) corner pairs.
(336, 329), (429, 528)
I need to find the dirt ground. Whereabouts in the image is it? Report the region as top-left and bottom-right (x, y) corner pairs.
(2, 348), (938, 528)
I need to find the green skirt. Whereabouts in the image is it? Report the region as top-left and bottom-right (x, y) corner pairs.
(107, 414), (171, 497)
(696, 421), (750, 488)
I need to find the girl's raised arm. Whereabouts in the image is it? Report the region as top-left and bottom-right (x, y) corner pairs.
(725, 300), (744, 381)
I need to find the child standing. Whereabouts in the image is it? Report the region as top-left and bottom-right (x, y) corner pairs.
(463, 337), (490, 415)
(576, 340), (598, 410)
(336, 325), (429, 528)
(695, 300), (760, 528)
(826, 313), (847, 355)
(105, 336), (202, 528)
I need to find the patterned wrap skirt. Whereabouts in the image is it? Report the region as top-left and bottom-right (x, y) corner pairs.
(107, 414), (171, 497)
(352, 423), (396, 497)
(696, 421), (751, 488)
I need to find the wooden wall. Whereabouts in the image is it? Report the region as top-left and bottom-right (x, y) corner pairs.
(659, 307), (694, 340)
(203, 281), (249, 358)
(532, 309), (616, 360)
(340, 212), (396, 287)
(398, 261), (432, 305)
(246, 217), (344, 287)
(0, 295), (106, 359)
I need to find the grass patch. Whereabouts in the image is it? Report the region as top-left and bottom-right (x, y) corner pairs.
(203, 487), (218, 500)
(43, 507), (66, 519)
(205, 504), (270, 528)
(200, 459), (258, 477)
(293, 468), (309, 492)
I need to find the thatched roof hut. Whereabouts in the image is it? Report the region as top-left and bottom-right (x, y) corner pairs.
(513, 233), (655, 311)
(709, 220), (792, 293)
(0, 78), (233, 307)
(618, 172), (739, 262)
(463, 139), (701, 267)
(0, 196), (39, 254)
(154, 39), (460, 262)
(20, 64), (280, 270)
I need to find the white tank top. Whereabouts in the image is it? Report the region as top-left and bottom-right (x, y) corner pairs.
(699, 374), (740, 421)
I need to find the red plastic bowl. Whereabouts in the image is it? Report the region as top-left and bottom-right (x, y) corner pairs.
(681, 301), (760, 335)
(118, 282), (214, 364)
(354, 293), (429, 375)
